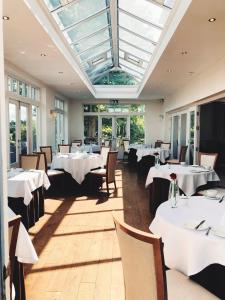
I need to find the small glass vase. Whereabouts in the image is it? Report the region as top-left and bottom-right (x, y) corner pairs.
(155, 156), (160, 169)
(169, 180), (179, 208)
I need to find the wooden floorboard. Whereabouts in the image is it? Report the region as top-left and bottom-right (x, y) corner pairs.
(24, 162), (151, 300)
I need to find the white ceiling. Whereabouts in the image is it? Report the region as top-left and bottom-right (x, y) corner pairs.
(3, 0), (225, 101)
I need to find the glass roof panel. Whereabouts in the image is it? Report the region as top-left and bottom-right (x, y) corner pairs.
(119, 0), (170, 28)
(72, 27), (111, 53)
(44, 0), (61, 10)
(54, 0), (108, 29)
(74, 40), (111, 61)
(119, 40), (151, 62)
(119, 58), (145, 74)
(119, 10), (161, 43)
(119, 27), (155, 53)
(64, 12), (109, 43)
(94, 70), (138, 85)
(120, 65), (142, 80)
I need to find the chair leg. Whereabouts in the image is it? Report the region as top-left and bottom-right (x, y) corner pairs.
(106, 182), (109, 196)
(114, 180), (117, 189)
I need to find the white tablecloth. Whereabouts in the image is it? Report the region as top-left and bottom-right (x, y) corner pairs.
(136, 148), (170, 163)
(129, 144), (150, 150)
(8, 169), (50, 206)
(145, 165), (220, 196)
(8, 208), (38, 264)
(51, 153), (103, 184)
(149, 196), (225, 276)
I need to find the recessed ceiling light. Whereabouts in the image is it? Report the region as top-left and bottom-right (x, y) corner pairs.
(188, 71), (195, 75)
(40, 53), (46, 57)
(2, 16), (10, 20)
(20, 51), (26, 55)
(181, 51), (188, 55)
(167, 69), (172, 73)
(208, 18), (216, 22)
(58, 71), (63, 74)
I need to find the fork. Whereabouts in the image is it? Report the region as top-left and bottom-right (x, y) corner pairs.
(205, 227), (212, 235)
(219, 196), (224, 203)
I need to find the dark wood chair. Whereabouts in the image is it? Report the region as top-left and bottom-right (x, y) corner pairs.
(155, 140), (163, 148)
(71, 140), (82, 147)
(128, 148), (137, 165)
(101, 146), (111, 167)
(167, 145), (188, 164)
(8, 215), (21, 300)
(40, 146), (52, 169)
(113, 213), (218, 300)
(123, 139), (130, 160)
(137, 155), (155, 179)
(199, 152), (218, 169)
(20, 154), (39, 169)
(161, 142), (171, 150)
(91, 151), (118, 195)
(58, 144), (71, 153)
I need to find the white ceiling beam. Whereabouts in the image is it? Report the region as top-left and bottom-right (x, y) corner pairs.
(110, 0), (119, 67)
(119, 38), (153, 55)
(119, 25), (157, 46)
(70, 25), (110, 45)
(76, 38), (111, 57)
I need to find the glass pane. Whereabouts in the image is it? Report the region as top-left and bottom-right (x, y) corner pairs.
(19, 81), (23, 96)
(8, 77), (12, 92)
(119, 10), (161, 42)
(94, 70), (137, 85)
(83, 104), (91, 112)
(189, 111), (195, 165)
(55, 112), (64, 149)
(32, 106), (38, 152)
(78, 40), (111, 61)
(9, 103), (17, 164)
(55, 0), (107, 29)
(89, 61), (113, 81)
(119, 0), (170, 28)
(101, 117), (112, 139)
(120, 64), (142, 80)
(119, 27), (155, 53)
(84, 116), (98, 143)
(24, 84), (29, 97)
(119, 57), (145, 74)
(130, 115), (145, 143)
(35, 88), (40, 101)
(116, 117), (127, 138)
(44, 0), (61, 10)
(20, 106), (28, 154)
(12, 79), (17, 93)
(73, 27), (110, 53)
(172, 115), (179, 158)
(98, 104), (107, 112)
(130, 104), (145, 112)
(65, 12), (109, 43)
(119, 40), (151, 62)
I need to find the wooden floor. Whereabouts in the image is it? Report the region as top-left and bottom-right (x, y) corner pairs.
(24, 162), (151, 300)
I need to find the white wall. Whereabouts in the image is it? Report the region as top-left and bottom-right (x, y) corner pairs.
(69, 99), (164, 145)
(4, 60), (70, 152)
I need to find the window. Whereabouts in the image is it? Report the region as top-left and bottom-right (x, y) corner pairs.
(31, 86), (40, 101)
(83, 103), (145, 113)
(55, 98), (65, 148)
(32, 106), (38, 152)
(130, 115), (145, 143)
(84, 116), (98, 143)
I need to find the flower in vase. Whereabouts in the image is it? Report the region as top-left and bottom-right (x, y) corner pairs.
(170, 173), (177, 180)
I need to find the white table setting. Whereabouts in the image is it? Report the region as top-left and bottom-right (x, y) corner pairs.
(149, 195), (225, 277)
(145, 164), (220, 196)
(7, 168), (50, 206)
(51, 152), (103, 184)
(136, 147), (170, 164)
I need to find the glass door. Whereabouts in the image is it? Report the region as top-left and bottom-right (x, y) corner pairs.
(9, 102), (18, 165)
(172, 115), (180, 159)
(188, 109), (196, 165)
(100, 116), (113, 144)
(115, 116), (129, 148)
(20, 104), (29, 155)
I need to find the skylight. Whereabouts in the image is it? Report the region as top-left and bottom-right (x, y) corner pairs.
(44, 0), (177, 86)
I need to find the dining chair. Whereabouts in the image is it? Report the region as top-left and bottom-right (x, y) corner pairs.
(113, 213), (218, 300)
(155, 140), (163, 148)
(123, 139), (130, 160)
(20, 154), (39, 169)
(104, 140), (110, 147)
(91, 151), (118, 195)
(101, 146), (111, 167)
(161, 142), (171, 150)
(58, 144), (71, 153)
(199, 152), (218, 169)
(137, 155), (155, 179)
(34, 152), (47, 172)
(71, 140), (82, 147)
(128, 148), (137, 165)
(166, 145), (188, 164)
(40, 146), (52, 168)
(8, 215), (21, 300)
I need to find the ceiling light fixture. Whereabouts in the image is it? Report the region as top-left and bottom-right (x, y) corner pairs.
(181, 51), (188, 55)
(58, 71), (63, 74)
(167, 69), (172, 73)
(208, 18), (216, 22)
(2, 16), (10, 20)
(40, 53), (46, 57)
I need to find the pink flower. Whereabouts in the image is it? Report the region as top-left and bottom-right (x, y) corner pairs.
(170, 173), (177, 180)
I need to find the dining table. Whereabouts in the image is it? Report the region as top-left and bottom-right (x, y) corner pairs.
(8, 168), (50, 229)
(145, 164), (220, 196)
(8, 207), (38, 300)
(149, 196), (225, 298)
(51, 152), (103, 184)
(71, 144), (100, 154)
(136, 147), (170, 163)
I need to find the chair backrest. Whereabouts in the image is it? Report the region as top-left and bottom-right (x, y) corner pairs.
(150, 177), (170, 217)
(113, 214), (167, 300)
(40, 146), (52, 164)
(105, 140), (110, 147)
(8, 215), (21, 300)
(101, 146), (110, 166)
(123, 140), (130, 152)
(106, 151), (118, 183)
(72, 140), (82, 147)
(20, 154), (39, 169)
(161, 143), (171, 150)
(58, 144), (71, 153)
(199, 152), (218, 168)
(179, 146), (188, 162)
(155, 140), (163, 148)
(34, 152), (47, 173)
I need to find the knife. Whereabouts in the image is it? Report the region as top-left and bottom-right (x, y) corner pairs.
(195, 220), (206, 230)
(219, 196), (224, 203)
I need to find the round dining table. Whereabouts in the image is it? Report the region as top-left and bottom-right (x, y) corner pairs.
(150, 196), (225, 298)
(145, 164), (220, 196)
